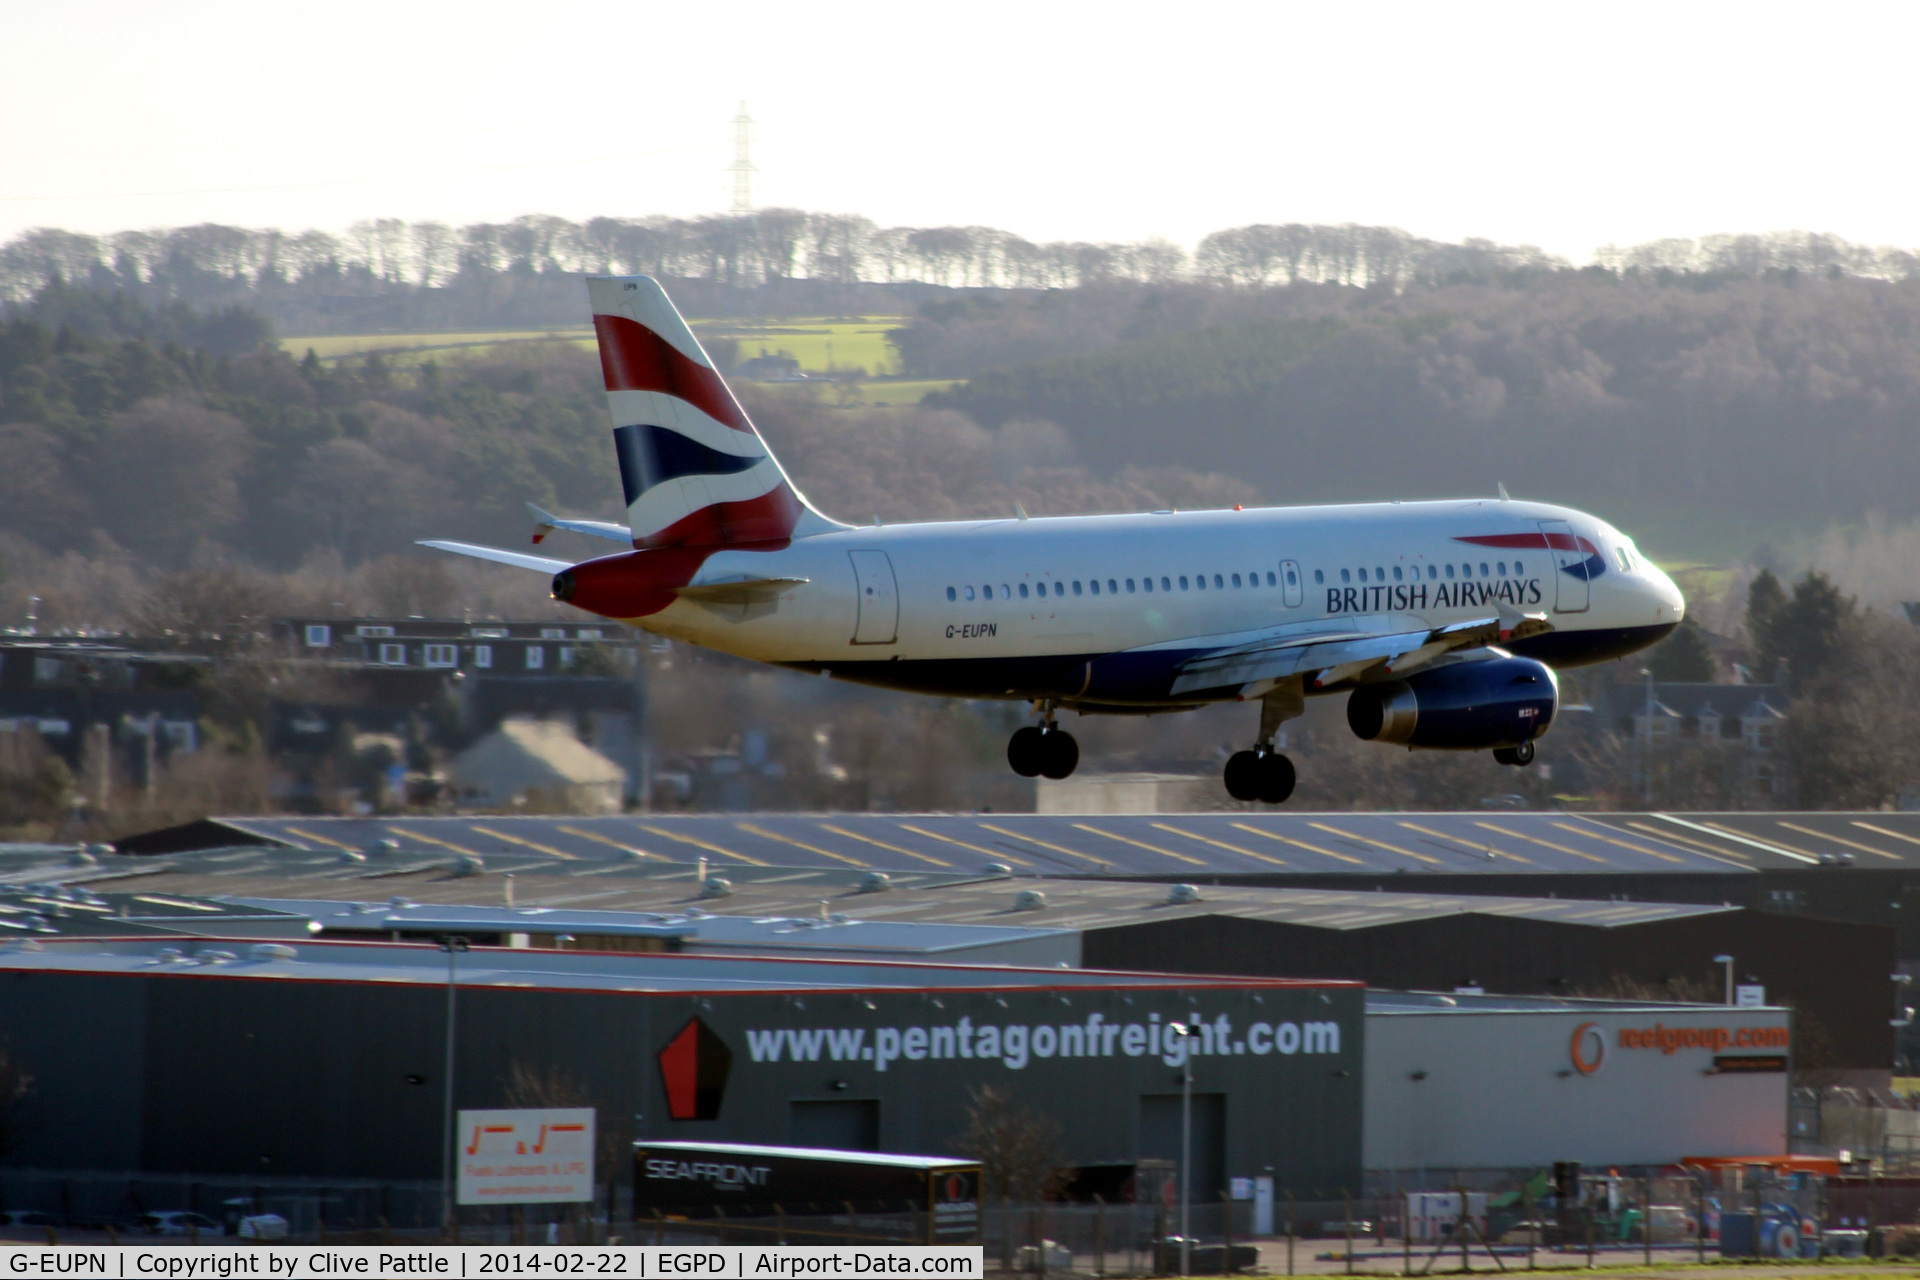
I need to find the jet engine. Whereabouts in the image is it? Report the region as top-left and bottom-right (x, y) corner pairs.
(1346, 655), (1558, 751)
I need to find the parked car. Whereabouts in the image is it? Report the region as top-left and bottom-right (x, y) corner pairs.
(0, 1211), (57, 1228)
(140, 1211), (219, 1236)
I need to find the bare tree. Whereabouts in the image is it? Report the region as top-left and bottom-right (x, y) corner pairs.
(952, 1085), (1063, 1204)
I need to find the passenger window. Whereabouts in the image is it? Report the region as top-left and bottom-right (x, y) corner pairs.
(1513, 560), (1525, 575)
(1073, 581), (1083, 596)
(1480, 563), (1490, 576)
(1195, 575), (1206, 590)
(1497, 562), (1507, 577)
(1428, 566), (1438, 580)
(1268, 571), (1278, 586)
(1376, 566), (1385, 580)
(1126, 579), (1136, 593)
(965, 586), (975, 601)
(1232, 573), (1242, 588)
(1459, 564), (1470, 577)
(1002, 584), (1012, 598)
(1143, 578), (1154, 593)
(1392, 567), (1403, 582)
(1019, 583), (1030, 599)
(1089, 580), (1099, 595)
(1213, 574), (1224, 588)
(1313, 570), (1324, 585)
(1108, 579), (1118, 594)
(1179, 576), (1190, 590)
(1446, 565), (1455, 579)
(946, 586), (956, 601)
(1161, 577), (1171, 591)
(1054, 582), (1065, 597)
(1340, 569), (1351, 583)
(981, 584), (993, 599)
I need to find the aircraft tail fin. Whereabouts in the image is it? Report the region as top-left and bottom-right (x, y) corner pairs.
(586, 276), (841, 549)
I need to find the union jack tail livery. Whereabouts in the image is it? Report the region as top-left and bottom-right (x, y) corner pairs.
(587, 276), (839, 549)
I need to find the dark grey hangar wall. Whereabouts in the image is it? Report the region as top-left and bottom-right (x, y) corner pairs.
(0, 945), (1364, 1199)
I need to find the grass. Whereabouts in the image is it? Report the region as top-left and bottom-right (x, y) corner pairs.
(276, 317), (965, 404)
(688, 316), (908, 377)
(278, 330), (593, 363)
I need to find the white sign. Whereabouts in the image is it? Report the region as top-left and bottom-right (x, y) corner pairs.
(457, 1107), (595, 1204)
(1735, 984), (1767, 1008)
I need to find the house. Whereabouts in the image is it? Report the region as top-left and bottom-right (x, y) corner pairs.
(448, 717), (627, 812)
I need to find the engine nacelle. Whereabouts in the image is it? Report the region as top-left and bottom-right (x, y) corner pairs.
(1346, 655), (1558, 750)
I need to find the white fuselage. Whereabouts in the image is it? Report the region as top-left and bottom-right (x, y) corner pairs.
(614, 497), (1682, 706)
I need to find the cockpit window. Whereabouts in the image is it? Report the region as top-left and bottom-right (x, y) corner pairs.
(1614, 545), (1633, 573)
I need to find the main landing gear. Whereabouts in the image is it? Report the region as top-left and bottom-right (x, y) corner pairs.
(1493, 740), (1536, 767)
(1008, 704), (1078, 780)
(1224, 680), (1303, 805)
(1224, 748), (1295, 804)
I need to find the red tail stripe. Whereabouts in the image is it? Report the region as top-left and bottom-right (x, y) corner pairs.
(636, 486), (803, 552)
(1455, 532), (1596, 553)
(593, 314), (753, 433)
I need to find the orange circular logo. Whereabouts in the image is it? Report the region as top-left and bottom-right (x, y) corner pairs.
(1570, 1021), (1605, 1075)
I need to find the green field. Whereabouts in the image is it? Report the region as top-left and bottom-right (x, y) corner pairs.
(277, 330), (593, 363)
(689, 316), (907, 377)
(275, 317), (961, 403)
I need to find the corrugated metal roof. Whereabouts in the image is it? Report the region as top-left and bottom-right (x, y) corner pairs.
(0, 935), (1339, 994)
(1365, 989), (1783, 1014)
(113, 811), (1759, 876)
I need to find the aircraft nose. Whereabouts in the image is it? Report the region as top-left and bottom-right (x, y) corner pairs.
(1645, 562), (1684, 624)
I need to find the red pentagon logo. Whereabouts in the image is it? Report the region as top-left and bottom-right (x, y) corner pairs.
(658, 1016), (732, 1121)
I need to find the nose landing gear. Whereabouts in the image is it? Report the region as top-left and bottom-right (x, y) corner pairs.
(1008, 703), (1079, 780)
(1493, 740), (1537, 767)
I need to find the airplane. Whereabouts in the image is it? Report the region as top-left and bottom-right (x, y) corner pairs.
(423, 275), (1685, 804)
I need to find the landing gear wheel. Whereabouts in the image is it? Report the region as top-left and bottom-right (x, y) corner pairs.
(1225, 750), (1295, 803)
(1256, 752), (1296, 804)
(1224, 750), (1263, 801)
(1038, 729), (1079, 780)
(1493, 741), (1537, 767)
(1008, 726), (1046, 777)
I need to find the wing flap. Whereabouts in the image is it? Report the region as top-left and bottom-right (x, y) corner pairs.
(416, 540), (573, 574)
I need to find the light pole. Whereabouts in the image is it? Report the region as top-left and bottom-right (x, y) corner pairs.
(1713, 954), (1734, 1006)
(440, 936), (471, 1236)
(1167, 1020), (1203, 1277)
(1640, 666), (1655, 806)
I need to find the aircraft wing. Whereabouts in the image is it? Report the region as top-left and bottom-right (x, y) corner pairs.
(416, 540), (573, 574)
(1169, 606), (1552, 696)
(526, 502), (633, 546)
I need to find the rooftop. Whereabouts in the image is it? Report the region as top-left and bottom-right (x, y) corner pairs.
(0, 934), (1345, 996)
(109, 810), (1839, 875)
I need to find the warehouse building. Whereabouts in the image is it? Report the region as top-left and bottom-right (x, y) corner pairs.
(0, 937), (1364, 1201)
(1364, 991), (1790, 1175)
(0, 931), (1794, 1193)
(0, 840), (1893, 1078)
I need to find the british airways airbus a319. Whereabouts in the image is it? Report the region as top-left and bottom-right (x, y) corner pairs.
(423, 276), (1684, 804)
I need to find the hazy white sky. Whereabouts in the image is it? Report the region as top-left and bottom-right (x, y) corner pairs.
(4, 0), (1918, 261)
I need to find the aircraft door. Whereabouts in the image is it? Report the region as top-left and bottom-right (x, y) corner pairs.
(848, 550), (900, 644)
(1280, 560), (1304, 608)
(1539, 519), (1590, 613)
